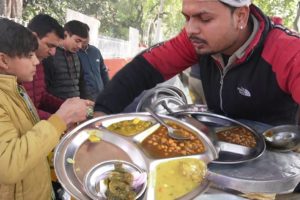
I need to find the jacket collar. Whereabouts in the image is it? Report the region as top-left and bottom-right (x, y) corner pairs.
(236, 4), (271, 64)
(0, 74), (19, 94)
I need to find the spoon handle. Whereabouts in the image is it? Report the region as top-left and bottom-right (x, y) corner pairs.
(145, 107), (168, 127)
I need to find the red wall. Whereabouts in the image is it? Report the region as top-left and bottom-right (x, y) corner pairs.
(104, 58), (131, 79)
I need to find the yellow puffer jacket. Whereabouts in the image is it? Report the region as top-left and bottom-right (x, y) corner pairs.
(0, 75), (66, 200)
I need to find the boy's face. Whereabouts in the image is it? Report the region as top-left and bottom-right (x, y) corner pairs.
(1, 52), (39, 83)
(63, 32), (87, 53)
(35, 31), (61, 61)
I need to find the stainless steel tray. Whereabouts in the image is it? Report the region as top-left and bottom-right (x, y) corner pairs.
(171, 111), (266, 164)
(54, 113), (218, 200)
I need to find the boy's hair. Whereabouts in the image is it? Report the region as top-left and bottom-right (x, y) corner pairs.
(64, 20), (89, 38)
(0, 18), (38, 57)
(28, 14), (64, 39)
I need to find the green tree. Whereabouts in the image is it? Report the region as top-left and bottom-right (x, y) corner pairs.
(23, 0), (68, 24)
(22, 0), (298, 42)
(252, 0), (299, 28)
(22, 0), (183, 42)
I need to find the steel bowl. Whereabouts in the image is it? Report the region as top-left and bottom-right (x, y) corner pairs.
(83, 160), (147, 200)
(136, 85), (187, 113)
(263, 125), (300, 152)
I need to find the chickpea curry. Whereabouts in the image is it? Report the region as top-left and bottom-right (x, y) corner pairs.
(107, 118), (152, 136)
(141, 122), (206, 158)
(217, 126), (257, 148)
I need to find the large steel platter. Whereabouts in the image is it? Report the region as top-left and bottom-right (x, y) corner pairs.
(54, 113), (218, 200)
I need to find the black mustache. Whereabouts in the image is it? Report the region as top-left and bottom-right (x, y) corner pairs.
(189, 36), (207, 44)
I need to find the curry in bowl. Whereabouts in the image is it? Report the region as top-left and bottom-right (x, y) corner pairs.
(141, 122), (206, 158)
(216, 126), (257, 148)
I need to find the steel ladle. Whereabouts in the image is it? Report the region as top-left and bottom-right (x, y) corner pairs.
(145, 107), (190, 140)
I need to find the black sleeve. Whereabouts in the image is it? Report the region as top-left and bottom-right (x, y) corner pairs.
(94, 55), (164, 114)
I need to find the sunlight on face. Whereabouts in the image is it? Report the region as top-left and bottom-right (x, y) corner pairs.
(182, 0), (241, 55)
(36, 32), (61, 61)
(64, 32), (88, 53)
(6, 52), (39, 83)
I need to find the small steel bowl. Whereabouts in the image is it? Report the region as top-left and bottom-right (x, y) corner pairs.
(263, 125), (300, 152)
(83, 160), (147, 200)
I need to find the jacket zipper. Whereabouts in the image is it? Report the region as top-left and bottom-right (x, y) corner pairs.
(217, 65), (224, 111)
(216, 62), (230, 113)
(17, 85), (39, 123)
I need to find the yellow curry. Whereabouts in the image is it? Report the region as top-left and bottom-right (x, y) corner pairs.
(107, 118), (152, 136)
(155, 158), (207, 200)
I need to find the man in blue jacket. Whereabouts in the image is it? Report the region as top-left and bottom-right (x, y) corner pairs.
(78, 25), (109, 101)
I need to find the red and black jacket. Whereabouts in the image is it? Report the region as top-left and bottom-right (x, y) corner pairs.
(95, 5), (300, 125)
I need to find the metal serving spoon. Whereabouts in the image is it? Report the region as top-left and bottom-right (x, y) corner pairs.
(145, 107), (190, 140)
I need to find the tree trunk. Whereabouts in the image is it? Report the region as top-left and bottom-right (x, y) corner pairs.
(0, 0), (23, 18)
(294, 1), (300, 32)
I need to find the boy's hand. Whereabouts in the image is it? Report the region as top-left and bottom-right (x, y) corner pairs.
(55, 97), (94, 126)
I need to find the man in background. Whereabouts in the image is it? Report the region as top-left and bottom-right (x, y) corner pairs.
(23, 14), (64, 120)
(44, 20), (88, 100)
(78, 24), (109, 101)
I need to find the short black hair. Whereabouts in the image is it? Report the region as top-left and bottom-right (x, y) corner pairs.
(84, 23), (90, 32)
(28, 14), (64, 39)
(64, 20), (89, 38)
(0, 18), (38, 57)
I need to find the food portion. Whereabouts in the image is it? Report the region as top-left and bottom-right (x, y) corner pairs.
(264, 130), (273, 138)
(107, 118), (152, 136)
(86, 129), (103, 143)
(155, 158), (207, 200)
(216, 126), (257, 148)
(104, 163), (136, 200)
(141, 122), (205, 158)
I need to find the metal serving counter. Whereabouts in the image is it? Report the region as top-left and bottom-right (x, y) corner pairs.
(208, 150), (300, 194)
(171, 110), (300, 195)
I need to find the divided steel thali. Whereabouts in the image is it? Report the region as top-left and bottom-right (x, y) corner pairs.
(54, 110), (300, 200)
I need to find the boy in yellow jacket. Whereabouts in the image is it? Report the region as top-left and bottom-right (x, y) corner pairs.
(0, 18), (93, 200)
